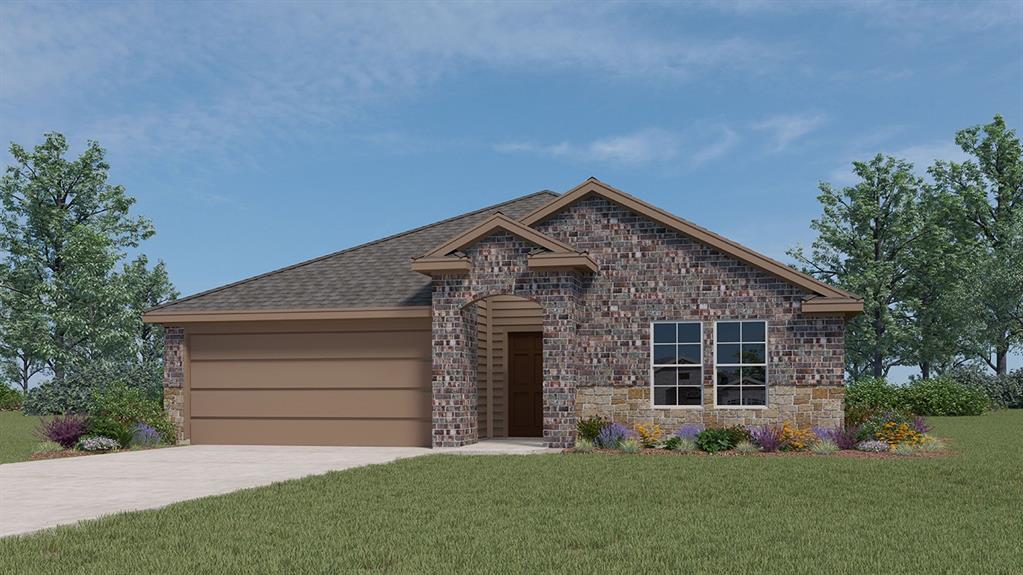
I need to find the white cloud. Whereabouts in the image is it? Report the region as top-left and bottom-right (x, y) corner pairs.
(752, 113), (828, 152)
(691, 127), (739, 165)
(0, 3), (789, 163)
(495, 129), (682, 167)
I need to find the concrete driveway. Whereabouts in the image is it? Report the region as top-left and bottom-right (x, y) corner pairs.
(0, 445), (430, 538)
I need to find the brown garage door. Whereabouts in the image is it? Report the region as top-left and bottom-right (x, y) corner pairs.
(186, 319), (432, 446)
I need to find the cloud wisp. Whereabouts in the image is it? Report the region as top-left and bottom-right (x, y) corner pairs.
(752, 113), (829, 152)
(495, 129), (683, 167)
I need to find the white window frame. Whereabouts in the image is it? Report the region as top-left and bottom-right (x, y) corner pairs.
(649, 321), (704, 410)
(713, 320), (769, 409)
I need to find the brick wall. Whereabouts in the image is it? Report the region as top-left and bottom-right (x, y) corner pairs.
(162, 326), (186, 443)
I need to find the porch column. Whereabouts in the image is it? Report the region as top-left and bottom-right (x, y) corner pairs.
(431, 294), (479, 447)
(541, 282), (579, 449)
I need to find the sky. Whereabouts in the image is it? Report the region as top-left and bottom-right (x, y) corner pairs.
(1, 1), (1022, 377)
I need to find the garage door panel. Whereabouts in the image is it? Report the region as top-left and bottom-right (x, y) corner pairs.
(191, 389), (431, 419)
(190, 331), (430, 360)
(190, 418), (431, 447)
(190, 358), (431, 389)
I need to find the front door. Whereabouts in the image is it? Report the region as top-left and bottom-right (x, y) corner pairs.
(508, 332), (543, 437)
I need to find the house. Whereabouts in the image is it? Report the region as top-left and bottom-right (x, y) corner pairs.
(143, 178), (862, 448)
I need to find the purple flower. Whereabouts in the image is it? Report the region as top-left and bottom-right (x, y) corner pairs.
(131, 423), (162, 447)
(830, 424), (860, 450)
(911, 416), (931, 434)
(749, 425), (783, 452)
(675, 424), (704, 440)
(36, 414), (89, 448)
(595, 423), (631, 448)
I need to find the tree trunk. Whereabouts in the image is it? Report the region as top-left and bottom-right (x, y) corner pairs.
(996, 347), (1008, 376)
(920, 362), (931, 380)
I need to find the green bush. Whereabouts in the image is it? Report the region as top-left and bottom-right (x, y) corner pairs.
(900, 376), (989, 416)
(663, 436), (696, 452)
(845, 377), (904, 424)
(573, 438), (595, 453)
(90, 381), (175, 444)
(618, 438), (642, 454)
(952, 367), (1023, 409)
(695, 428), (736, 453)
(576, 415), (609, 442)
(87, 417), (134, 448)
(24, 378), (93, 415)
(0, 385), (24, 411)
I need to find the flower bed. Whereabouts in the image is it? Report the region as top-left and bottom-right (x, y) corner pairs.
(571, 416), (950, 458)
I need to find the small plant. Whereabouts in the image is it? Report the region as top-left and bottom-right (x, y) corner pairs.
(576, 415), (609, 442)
(911, 416), (931, 434)
(809, 439), (839, 455)
(595, 422), (631, 449)
(695, 428), (736, 453)
(574, 438), (595, 453)
(619, 438), (642, 454)
(734, 440), (759, 454)
(874, 421), (924, 447)
(725, 425), (751, 445)
(828, 424), (860, 450)
(88, 417), (134, 448)
(916, 435), (947, 453)
(0, 385), (25, 411)
(634, 423), (663, 448)
(749, 425), (784, 452)
(664, 436), (697, 452)
(32, 441), (64, 455)
(780, 421), (816, 451)
(131, 423), (163, 447)
(36, 414), (90, 448)
(856, 440), (889, 453)
(78, 436), (119, 452)
(892, 443), (917, 456)
(674, 424), (703, 440)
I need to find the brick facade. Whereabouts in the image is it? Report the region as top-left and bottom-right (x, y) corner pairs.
(162, 326), (187, 443)
(429, 196), (846, 446)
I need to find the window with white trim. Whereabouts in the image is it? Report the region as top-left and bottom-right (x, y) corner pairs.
(715, 321), (767, 406)
(651, 322), (703, 407)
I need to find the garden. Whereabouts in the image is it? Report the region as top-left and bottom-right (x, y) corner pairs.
(573, 371), (1020, 457)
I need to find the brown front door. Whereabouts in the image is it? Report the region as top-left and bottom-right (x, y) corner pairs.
(508, 332), (543, 437)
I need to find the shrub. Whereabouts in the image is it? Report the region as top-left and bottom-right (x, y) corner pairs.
(573, 438), (595, 453)
(0, 385), (24, 411)
(859, 411), (912, 441)
(32, 441), (64, 455)
(619, 438), (642, 454)
(78, 436), (119, 452)
(856, 440), (889, 453)
(809, 439), (839, 455)
(828, 424), (861, 450)
(875, 421), (924, 447)
(725, 425), (751, 445)
(911, 416), (931, 434)
(845, 377), (902, 424)
(695, 428), (736, 453)
(131, 423), (163, 447)
(900, 376), (989, 416)
(674, 424), (703, 440)
(595, 422), (631, 449)
(734, 440), (759, 454)
(780, 421), (816, 451)
(749, 425), (784, 452)
(664, 436), (697, 452)
(576, 416), (609, 442)
(24, 378), (93, 415)
(892, 443), (917, 456)
(634, 423), (663, 448)
(36, 414), (90, 448)
(952, 366), (1023, 409)
(87, 417), (134, 448)
(90, 381), (175, 444)
(917, 435), (947, 452)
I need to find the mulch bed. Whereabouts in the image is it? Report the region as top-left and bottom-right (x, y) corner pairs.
(565, 445), (951, 459)
(28, 445), (173, 461)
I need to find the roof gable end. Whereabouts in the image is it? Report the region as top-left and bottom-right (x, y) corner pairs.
(417, 213), (578, 258)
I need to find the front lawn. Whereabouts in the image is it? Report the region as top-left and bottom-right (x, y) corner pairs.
(2, 411), (1021, 573)
(0, 411), (42, 464)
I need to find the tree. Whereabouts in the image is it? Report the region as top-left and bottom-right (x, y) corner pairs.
(930, 115), (1023, 375)
(789, 155), (923, 378)
(0, 133), (173, 394)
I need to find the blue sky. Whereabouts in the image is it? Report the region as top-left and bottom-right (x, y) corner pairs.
(2, 1), (1022, 376)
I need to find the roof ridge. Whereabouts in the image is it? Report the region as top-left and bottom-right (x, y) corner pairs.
(146, 190), (559, 313)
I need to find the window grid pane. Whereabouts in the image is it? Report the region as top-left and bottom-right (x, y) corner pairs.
(715, 320), (767, 407)
(651, 322), (702, 407)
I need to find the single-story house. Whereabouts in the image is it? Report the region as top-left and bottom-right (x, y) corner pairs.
(144, 178), (862, 448)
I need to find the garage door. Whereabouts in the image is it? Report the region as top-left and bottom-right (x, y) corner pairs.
(186, 320), (432, 446)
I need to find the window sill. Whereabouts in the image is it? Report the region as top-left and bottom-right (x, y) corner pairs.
(652, 405), (704, 410)
(713, 405), (768, 410)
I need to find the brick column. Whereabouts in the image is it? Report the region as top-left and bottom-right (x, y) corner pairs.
(162, 326), (186, 443)
(431, 292), (479, 447)
(540, 283), (579, 449)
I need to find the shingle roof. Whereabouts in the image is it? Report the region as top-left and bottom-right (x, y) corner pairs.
(148, 191), (559, 312)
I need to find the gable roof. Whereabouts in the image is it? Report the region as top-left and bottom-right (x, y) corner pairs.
(417, 213), (579, 258)
(520, 177), (861, 302)
(144, 191), (558, 318)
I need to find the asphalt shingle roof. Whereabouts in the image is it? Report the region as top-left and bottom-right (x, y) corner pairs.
(149, 191), (558, 312)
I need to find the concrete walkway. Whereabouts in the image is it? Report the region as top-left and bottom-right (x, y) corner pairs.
(0, 440), (560, 538)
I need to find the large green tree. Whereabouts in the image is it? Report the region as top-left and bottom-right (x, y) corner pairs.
(0, 133), (175, 393)
(930, 115), (1023, 375)
(790, 155), (923, 378)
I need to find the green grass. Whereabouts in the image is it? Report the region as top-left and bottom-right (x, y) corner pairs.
(0, 411), (43, 464)
(2, 412), (1022, 574)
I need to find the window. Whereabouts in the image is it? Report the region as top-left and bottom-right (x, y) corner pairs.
(651, 322), (703, 407)
(715, 320), (767, 407)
